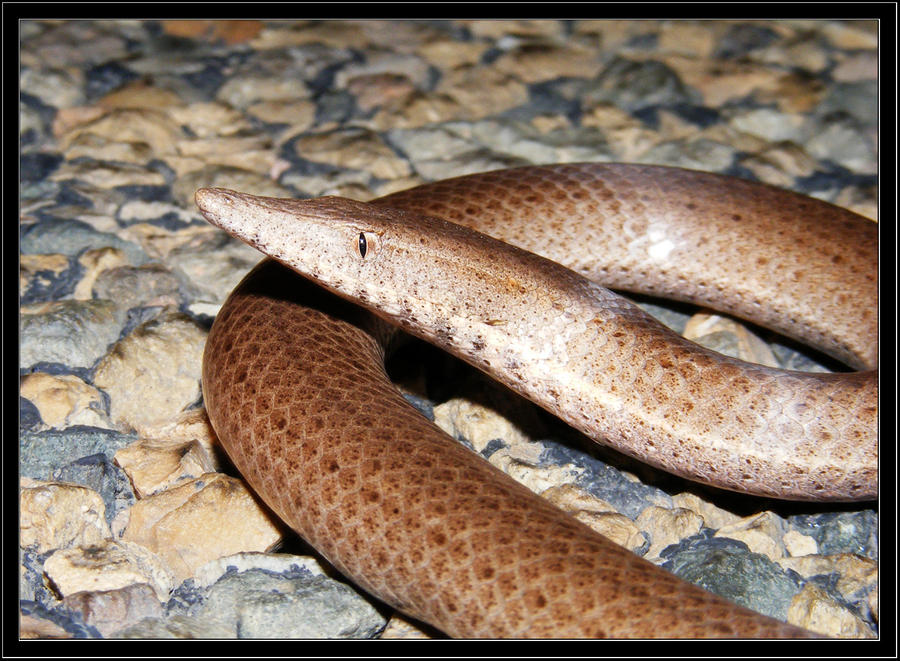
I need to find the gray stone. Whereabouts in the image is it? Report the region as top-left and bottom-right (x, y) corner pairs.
(196, 568), (386, 638)
(20, 427), (137, 481)
(20, 299), (126, 370)
(661, 536), (803, 621)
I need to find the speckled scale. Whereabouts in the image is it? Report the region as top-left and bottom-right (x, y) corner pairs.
(376, 164), (877, 369)
(199, 164), (877, 637)
(203, 265), (814, 639)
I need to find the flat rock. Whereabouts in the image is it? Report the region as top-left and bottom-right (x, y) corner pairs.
(43, 539), (175, 602)
(119, 473), (283, 583)
(92, 310), (207, 430)
(20, 479), (110, 553)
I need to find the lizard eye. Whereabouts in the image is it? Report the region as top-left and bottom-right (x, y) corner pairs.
(356, 232), (378, 259)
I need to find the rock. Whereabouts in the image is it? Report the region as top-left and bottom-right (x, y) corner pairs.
(776, 553), (877, 607)
(20, 479), (110, 553)
(192, 551), (330, 589)
(683, 312), (780, 366)
(19, 372), (111, 430)
(19, 253), (75, 304)
(92, 310), (207, 430)
(20, 427), (137, 482)
(787, 583), (876, 638)
(715, 511), (788, 562)
(433, 397), (536, 454)
(127, 409), (227, 471)
(114, 438), (216, 497)
(73, 247), (130, 301)
(98, 81), (185, 110)
(57, 108), (183, 156)
(661, 537), (800, 622)
(20, 215), (148, 264)
(20, 612), (74, 639)
(113, 614), (235, 639)
(60, 582), (164, 638)
(290, 127), (412, 180)
(20, 299), (126, 369)
(90, 264), (186, 310)
(584, 56), (701, 112)
(43, 539), (175, 601)
(167, 102), (253, 140)
(782, 530), (819, 557)
(492, 42), (600, 84)
(379, 614), (436, 639)
(670, 491), (742, 530)
(51, 453), (135, 525)
(118, 473), (283, 583)
(636, 505), (704, 561)
(542, 484), (647, 552)
(195, 568), (386, 638)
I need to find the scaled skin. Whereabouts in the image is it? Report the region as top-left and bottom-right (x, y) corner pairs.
(196, 163), (876, 637)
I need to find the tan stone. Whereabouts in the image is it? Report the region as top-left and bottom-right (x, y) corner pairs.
(250, 20), (369, 49)
(291, 128), (411, 180)
(757, 72), (827, 114)
(56, 108), (183, 156)
(20, 372), (110, 430)
(833, 52), (878, 82)
(821, 21), (877, 49)
(574, 510), (646, 553)
(50, 161), (167, 189)
(114, 438), (216, 498)
(658, 22), (716, 57)
(132, 408), (226, 471)
(370, 91), (466, 130)
(120, 473), (283, 583)
(99, 81), (185, 110)
(776, 553), (877, 602)
(61, 582), (164, 638)
(175, 136), (276, 175)
(43, 539), (174, 601)
(437, 67), (529, 119)
(20, 613), (72, 639)
(671, 491), (742, 530)
(492, 43), (601, 83)
(737, 143), (819, 189)
(541, 484), (619, 515)
(463, 20), (566, 40)
(193, 551), (328, 589)
(419, 39), (489, 69)
(782, 530), (818, 557)
(541, 485), (645, 550)
(787, 583), (877, 638)
(684, 312), (780, 367)
(582, 104), (660, 161)
(433, 398), (534, 454)
(167, 102), (252, 139)
(20, 479), (110, 553)
(246, 99), (317, 130)
(92, 311), (207, 430)
(72, 247), (130, 301)
(20, 254), (70, 297)
(51, 105), (107, 139)
(714, 512), (786, 561)
(380, 613), (435, 639)
(345, 73), (417, 113)
(635, 505), (704, 560)
(63, 133), (156, 166)
(665, 56), (778, 107)
(490, 450), (586, 500)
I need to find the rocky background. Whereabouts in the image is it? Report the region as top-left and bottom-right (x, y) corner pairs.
(19, 19), (878, 639)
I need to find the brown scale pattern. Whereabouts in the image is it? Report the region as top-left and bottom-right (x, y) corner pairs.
(200, 164), (877, 638)
(204, 263), (818, 638)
